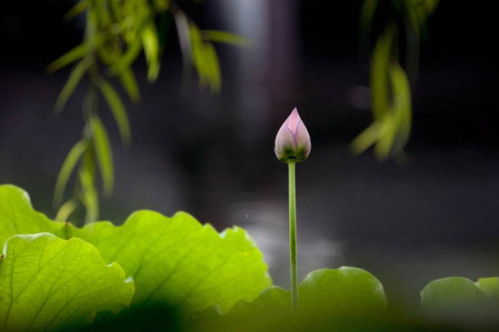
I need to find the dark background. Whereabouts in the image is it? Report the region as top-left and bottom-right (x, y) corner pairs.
(1, 0), (499, 308)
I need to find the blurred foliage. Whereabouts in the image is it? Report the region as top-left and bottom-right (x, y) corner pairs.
(352, 0), (438, 160)
(50, 0), (246, 224)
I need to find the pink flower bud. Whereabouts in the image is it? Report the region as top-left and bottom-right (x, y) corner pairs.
(274, 108), (311, 162)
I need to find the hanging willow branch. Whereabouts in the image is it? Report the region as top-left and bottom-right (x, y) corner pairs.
(50, 0), (247, 224)
(352, 0), (439, 160)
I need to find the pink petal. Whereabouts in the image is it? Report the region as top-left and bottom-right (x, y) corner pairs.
(287, 108), (301, 134)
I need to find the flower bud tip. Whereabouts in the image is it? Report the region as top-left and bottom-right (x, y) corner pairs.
(274, 107), (311, 163)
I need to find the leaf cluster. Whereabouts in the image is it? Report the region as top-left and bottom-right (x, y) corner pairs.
(50, 0), (247, 224)
(0, 184), (269, 330)
(2, 184), (499, 331)
(353, 0), (439, 160)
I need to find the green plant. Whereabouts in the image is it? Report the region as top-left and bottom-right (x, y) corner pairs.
(274, 107), (312, 308)
(352, 0), (439, 160)
(2, 184), (499, 331)
(50, 0), (247, 224)
(0, 184), (269, 330)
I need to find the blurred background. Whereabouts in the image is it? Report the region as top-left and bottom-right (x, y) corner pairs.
(1, 0), (499, 310)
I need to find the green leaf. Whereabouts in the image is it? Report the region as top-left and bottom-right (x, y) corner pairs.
(299, 267), (387, 316)
(64, 0), (88, 20)
(203, 43), (221, 93)
(370, 27), (394, 120)
(204, 30), (250, 47)
(421, 277), (485, 310)
(0, 185), (66, 246)
(192, 286), (290, 332)
(476, 277), (499, 301)
(141, 24), (160, 82)
(55, 199), (79, 222)
(109, 39), (142, 75)
(350, 121), (382, 155)
(54, 139), (88, 207)
(95, 0), (112, 27)
(388, 62), (412, 154)
(98, 80), (131, 144)
(0, 185), (271, 315)
(196, 267), (387, 332)
(118, 66), (141, 103)
(420, 276), (499, 328)
(79, 150), (99, 223)
(420, 277), (491, 326)
(0, 233), (134, 331)
(54, 60), (89, 112)
(73, 210), (271, 313)
(90, 115), (114, 196)
(48, 43), (88, 73)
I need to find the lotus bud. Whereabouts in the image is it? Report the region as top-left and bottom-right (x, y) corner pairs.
(274, 108), (311, 163)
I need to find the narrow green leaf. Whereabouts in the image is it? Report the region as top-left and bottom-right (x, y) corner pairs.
(90, 115), (114, 196)
(0, 233), (134, 331)
(54, 140), (89, 207)
(189, 24), (210, 87)
(110, 39), (142, 74)
(204, 30), (250, 47)
(370, 27), (394, 119)
(118, 66), (141, 103)
(79, 150), (99, 224)
(95, 0), (112, 27)
(203, 43), (221, 92)
(98, 80), (131, 144)
(141, 24), (160, 81)
(48, 43), (88, 73)
(374, 115), (396, 159)
(64, 0), (88, 20)
(55, 199), (79, 222)
(389, 62), (412, 152)
(85, 6), (99, 49)
(351, 121), (382, 154)
(54, 60), (89, 112)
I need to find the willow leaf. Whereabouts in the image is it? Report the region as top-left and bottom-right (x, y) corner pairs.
(54, 60), (89, 112)
(370, 27), (394, 119)
(48, 43), (88, 73)
(204, 30), (250, 46)
(54, 139), (88, 206)
(203, 43), (221, 92)
(118, 66), (140, 103)
(90, 115), (114, 196)
(64, 0), (88, 20)
(98, 80), (131, 144)
(79, 150), (99, 223)
(141, 24), (160, 82)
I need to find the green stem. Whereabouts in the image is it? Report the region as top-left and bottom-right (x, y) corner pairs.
(288, 161), (298, 308)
